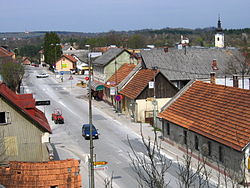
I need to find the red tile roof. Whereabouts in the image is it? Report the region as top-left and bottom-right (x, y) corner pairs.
(158, 81), (250, 151)
(105, 63), (136, 88)
(0, 159), (81, 187)
(119, 69), (158, 99)
(0, 47), (14, 57)
(0, 83), (51, 133)
(62, 54), (77, 63)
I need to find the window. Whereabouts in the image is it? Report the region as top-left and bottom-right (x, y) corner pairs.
(217, 37), (220, 41)
(0, 112), (10, 124)
(219, 146), (223, 162)
(208, 141), (211, 156)
(183, 130), (187, 145)
(195, 136), (199, 150)
(166, 122), (170, 135)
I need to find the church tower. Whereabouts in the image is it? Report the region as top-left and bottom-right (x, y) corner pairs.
(215, 16), (224, 48)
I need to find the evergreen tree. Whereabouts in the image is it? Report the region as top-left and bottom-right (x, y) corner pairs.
(43, 32), (62, 69)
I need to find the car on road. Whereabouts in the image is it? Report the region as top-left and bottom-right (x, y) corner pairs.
(36, 73), (49, 78)
(82, 124), (99, 139)
(51, 109), (64, 124)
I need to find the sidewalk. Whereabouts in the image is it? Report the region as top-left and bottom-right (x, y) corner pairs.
(50, 72), (239, 187)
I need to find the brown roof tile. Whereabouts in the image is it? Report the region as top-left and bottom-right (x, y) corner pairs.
(0, 47), (14, 57)
(158, 81), (250, 151)
(105, 63), (136, 88)
(119, 69), (158, 99)
(0, 159), (81, 187)
(62, 54), (77, 63)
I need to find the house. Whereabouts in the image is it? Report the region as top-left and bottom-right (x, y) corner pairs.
(0, 83), (52, 163)
(103, 63), (137, 104)
(91, 48), (138, 99)
(141, 47), (245, 89)
(55, 54), (77, 74)
(0, 159), (81, 187)
(62, 44), (77, 51)
(0, 47), (15, 63)
(119, 68), (179, 123)
(22, 57), (31, 65)
(39, 49), (45, 65)
(158, 80), (250, 178)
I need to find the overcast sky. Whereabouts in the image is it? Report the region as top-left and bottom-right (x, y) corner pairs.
(0, 0), (249, 33)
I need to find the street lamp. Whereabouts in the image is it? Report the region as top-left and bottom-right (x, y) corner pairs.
(85, 44), (95, 188)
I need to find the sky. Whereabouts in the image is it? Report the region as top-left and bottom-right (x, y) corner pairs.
(0, 0), (249, 33)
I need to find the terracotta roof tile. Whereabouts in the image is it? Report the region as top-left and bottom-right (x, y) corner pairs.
(0, 83), (51, 133)
(0, 47), (14, 57)
(0, 159), (81, 187)
(158, 81), (250, 151)
(62, 54), (77, 63)
(105, 63), (136, 88)
(119, 69), (158, 99)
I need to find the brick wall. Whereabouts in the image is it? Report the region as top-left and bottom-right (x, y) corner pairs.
(0, 159), (81, 187)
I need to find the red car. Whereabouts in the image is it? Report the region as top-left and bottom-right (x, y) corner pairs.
(51, 109), (64, 124)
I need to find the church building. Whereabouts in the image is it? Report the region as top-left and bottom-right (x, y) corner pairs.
(215, 17), (225, 48)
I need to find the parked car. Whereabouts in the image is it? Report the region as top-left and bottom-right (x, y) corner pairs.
(36, 73), (49, 78)
(82, 124), (99, 139)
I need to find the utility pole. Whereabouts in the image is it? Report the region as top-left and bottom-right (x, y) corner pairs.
(115, 56), (118, 113)
(152, 67), (158, 128)
(86, 45), (95, 188)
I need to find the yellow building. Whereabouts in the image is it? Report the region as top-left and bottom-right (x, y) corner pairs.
(55, 54), (77, 74)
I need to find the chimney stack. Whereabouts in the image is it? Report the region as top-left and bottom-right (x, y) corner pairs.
(233, 75), (239, 88)
(212, 59), (218, 70)
(210, 72), (216, 84)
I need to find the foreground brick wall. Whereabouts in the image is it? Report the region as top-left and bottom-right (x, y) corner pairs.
(0, 159), (81, 187)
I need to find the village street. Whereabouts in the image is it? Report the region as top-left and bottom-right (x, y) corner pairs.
(20, 65), (224, 188)
(21, 66), (183, 188)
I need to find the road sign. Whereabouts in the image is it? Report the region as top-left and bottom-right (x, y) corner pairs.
(35, 100), (50, 106)
(69, 75), (73, 80)
(110, 87), (116, 96)
(149, 81), (154, 88)
(85, 76), (89, 81)
(94, 161), (108, 166)
(94, 165), (108, 170)
(115, 95), (123, 101)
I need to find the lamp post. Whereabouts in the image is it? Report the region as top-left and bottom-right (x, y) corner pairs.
(85, 44), (95, 188)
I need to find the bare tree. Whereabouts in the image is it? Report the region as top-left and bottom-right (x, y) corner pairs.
(213, 155), (249, 188)
(127, 124), (172, 188)
(226, 48), (250, 88)
(0, 60), (24, 92)
(176, 138), (212, 188)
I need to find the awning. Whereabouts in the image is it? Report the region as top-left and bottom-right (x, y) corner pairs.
(90, 80), (105, 91)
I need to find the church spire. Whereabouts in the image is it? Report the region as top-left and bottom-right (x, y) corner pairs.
(215, 15), (224, 48)
(216, 15), (223, 32)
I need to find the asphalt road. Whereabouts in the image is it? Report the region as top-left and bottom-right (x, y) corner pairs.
(21, 66), (217, 188)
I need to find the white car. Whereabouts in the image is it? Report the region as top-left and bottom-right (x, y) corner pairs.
(36, 73), (49, 78)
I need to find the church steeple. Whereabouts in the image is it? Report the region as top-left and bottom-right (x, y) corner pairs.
(216, 16), (223, 32)
(215, 16), (224, 48)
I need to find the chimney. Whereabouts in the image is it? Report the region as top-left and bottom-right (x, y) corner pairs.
(164, 47), (168, 53)
(232, 75), (239, 88)
(210, 72), (216, 84)
(212, 59), (218, 70)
